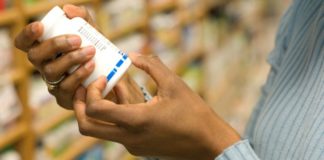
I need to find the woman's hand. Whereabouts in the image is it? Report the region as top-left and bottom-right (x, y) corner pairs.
(14, 4), (144, 109)
(73, 53), (241, 160)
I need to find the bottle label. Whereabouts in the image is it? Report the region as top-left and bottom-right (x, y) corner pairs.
(107, 51), (128, 81)
(76, 22), (130, 84)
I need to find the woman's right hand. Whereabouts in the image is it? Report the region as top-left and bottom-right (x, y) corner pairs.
(15, 22), (96, 109)
(14, 5), (97, 109)
(14, 4), (145, 109)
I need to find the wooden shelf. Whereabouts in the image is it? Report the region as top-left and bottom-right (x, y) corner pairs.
(34, 106), (74, 137)
(0, 122), (27, 149)
(0, 8), (19, 26)
(149, 0), (176, 14)
(206, 0), (228, 8)
(180, 5), (207, 26)
(23, 0), (93, 17)
(54, 137), (100, 160)
(106, 17), (147, 40)
(0, 68), (28, 85)
(0, 0), (212, 158)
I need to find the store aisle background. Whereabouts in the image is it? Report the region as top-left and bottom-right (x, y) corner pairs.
(0, 0), (291, 159)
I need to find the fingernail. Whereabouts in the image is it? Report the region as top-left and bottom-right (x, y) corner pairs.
(81, 46), (96, 57)
(31, 23), (39, 34)
(84, 60), (95, 70)
(67, 36), (81, 48)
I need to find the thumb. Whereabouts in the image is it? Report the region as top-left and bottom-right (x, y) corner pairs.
(86, 76), (107, 104)
(128, 52), (174, 88)
(63, 4), (97, 27)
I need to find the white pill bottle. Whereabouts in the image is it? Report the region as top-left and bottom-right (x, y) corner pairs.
(39, 6), (131, 96)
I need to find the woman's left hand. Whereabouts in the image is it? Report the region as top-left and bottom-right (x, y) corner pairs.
(73, 53), (241, 160)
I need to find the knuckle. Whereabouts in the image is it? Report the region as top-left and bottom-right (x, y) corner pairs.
(51, 38), (60, 49)
(86, 101), (100, 117)
(67, 51), (79, 61)
(148, 54), (161, 64)
(56, 99), (63, 106)
(79, 126), (90, 136)
(43, 65), (55, 77)
(55, 96), (73, 109)
(78, 120), (91, 136)
(73, 69), (86, 82)
(14, 37), (22, 50)
(126, 148), (139, 156)
(130, 118), (145, 128)
(56, 99), (65, 108)
(51, 36), (66, 50)
(48, 88), (56, 95)
(128, 112), (147, 128)
(27, 48), (37, 64)
(126, 145), (145, 156)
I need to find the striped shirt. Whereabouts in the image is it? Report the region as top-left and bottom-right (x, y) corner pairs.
(216, 0), (324, 159)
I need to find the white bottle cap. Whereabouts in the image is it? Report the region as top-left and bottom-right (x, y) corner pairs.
(39, 6), (67, 41)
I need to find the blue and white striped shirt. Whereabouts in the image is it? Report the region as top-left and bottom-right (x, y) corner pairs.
(216, 0), (323, 159)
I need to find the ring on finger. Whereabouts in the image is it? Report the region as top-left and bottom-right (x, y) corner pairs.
(42, 75), (66, 91)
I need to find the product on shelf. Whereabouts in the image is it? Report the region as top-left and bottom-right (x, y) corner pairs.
(201, 0), (290, 134)
(77, 144), (104, 160)
(0, 83), (22, 133)
(0, 0), (4, 10)
(181, 60), (203, 93)
(151, 12), (180, 52)
(103, 142), (133, 160)
(0, 149), (21, 160)
(156, 47), (181, 70)
(103, 0), (145, 30)
(0, 28), (12, 73)
(39, 119), (81, 158)
(180, 0), (205, 25)
(0, 0), (12, 10)
(114, 33), (146, 53)
(179, 0), (198, 8)
(24, 0), (38, 5)
(182, 23), (203, 53)
(0, 0), (291, 158)
(28, 74), (54, 111)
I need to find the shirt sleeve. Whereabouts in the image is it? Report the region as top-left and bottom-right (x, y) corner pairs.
(215, 140), (260, 160)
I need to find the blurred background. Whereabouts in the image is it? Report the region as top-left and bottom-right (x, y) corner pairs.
(0, 0), (291, 159)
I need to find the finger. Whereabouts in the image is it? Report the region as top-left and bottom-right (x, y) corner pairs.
(85, 99), (147, 128)
(105, 91), (118, 104)
(15, 22), (43, 52)
(63, 4), (97, 27)
(42, 46), (95, 81)
(74, 86), (87, 105)
(73, 90), (124, 142)
(50, 60), (95, 109)
(28, 35), (81, 67)
(86, 76), (108, 103)
(58, 60), (95, 96)
(128, 52), (173, 88)
(85, 77), (145, 126)
(113, 76), (143, 104)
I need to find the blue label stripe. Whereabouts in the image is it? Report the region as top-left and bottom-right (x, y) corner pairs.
(116, 59), (124, 67)
(106, 51), (128, 81)
(107, 70), (116, 81)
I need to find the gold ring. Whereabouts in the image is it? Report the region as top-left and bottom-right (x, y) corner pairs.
(42, 75), (65, 91)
